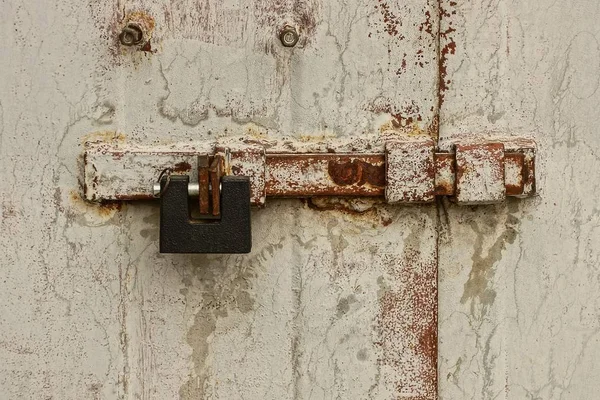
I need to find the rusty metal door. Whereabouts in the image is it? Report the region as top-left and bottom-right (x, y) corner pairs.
(0, 1), (440, 399)
(3, 0), (597, 400)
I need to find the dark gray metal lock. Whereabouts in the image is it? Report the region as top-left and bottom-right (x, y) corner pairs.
(159, 175), (252, 254)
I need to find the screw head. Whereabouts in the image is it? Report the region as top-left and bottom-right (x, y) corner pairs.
(119, 24), (144, 46)
(279, 26), (299, 47)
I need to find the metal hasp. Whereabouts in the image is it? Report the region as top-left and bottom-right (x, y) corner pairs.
(82, 134), (536, 253)
(159, 175), (251, 253)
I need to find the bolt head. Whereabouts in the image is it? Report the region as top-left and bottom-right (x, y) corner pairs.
(279, 27), (299, 47)
(119, 24), (144, 46)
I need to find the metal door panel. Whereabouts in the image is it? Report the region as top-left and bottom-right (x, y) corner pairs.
(437, 1), (600, 399)
(0, 1), (439, 399)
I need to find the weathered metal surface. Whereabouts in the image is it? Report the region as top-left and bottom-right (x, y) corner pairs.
(504, 153), (525, 196)
(64, 0), (443, 397)
(504, 139), (536, 198)
(454, 142), (506, 205)
(218, 143), (266, 207)
(385, 136), (435, 203)
(4, 0), (600, 399)
(265, 154), (386, 197)
(434, 153), (455, 196)
(436, 2), (600, 400)
(83, 141), (213, 201)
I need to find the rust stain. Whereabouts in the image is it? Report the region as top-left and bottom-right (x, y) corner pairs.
(377, 244), (437, 398)
(302, 197), (392, 226)
(375, 0), (402, 37)
(328, 160), (361, 186)
(115, 194), (154, 201)
(209, 155), (224, 216)
(140, 41), (153, 53)
(419, 10), (434, 36)
(121, 12), (156, 53)
(127, 11), (156, 32)
(438, 1), (457, 105)
(266, 154), (386, 198)
(70, 191), (123, 218)
(504, 153), (525, 196)
(327, 159), (385, 188)
(173, 161), (192, 172)
(198, 157), (211, 215)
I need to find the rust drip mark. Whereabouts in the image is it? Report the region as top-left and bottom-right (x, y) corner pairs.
(327, 160), (386, 188)
(438, 1), (457, 105)
(377, 248), (437, 398)
(140, 41), (153, 53)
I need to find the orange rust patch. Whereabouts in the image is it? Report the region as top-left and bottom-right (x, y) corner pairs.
(327, 159), (386, 188)
(376, 246), (437, 398)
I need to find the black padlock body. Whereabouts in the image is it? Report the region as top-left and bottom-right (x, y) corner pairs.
(159, 175), (252, 254)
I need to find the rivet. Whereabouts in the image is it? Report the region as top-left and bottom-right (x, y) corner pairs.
(279, 26), (299, 48)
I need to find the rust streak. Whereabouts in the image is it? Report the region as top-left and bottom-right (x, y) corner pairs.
(210, 155), (223, 216)
(173, 161), (192, 172)
(198, 157), (210, 214)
